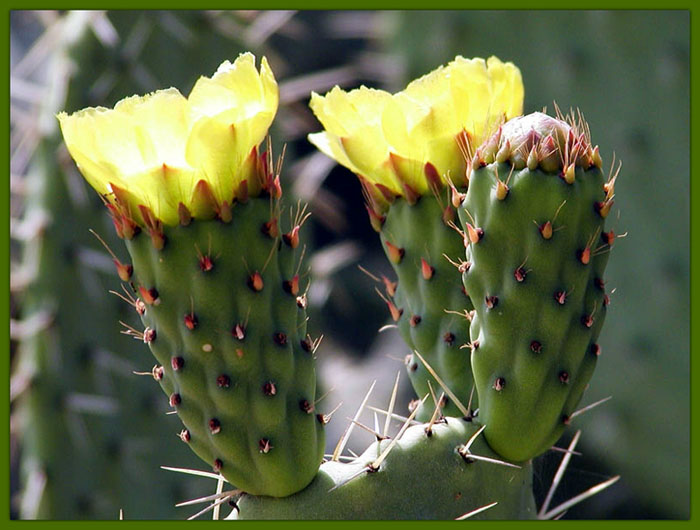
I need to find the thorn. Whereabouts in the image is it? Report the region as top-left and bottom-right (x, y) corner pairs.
(412, 350), (469, 417)
(139, 286), (160, 306)
(232, 323), (246, 341)
(563, 164), (575, 184)
(485, 295), (499, 309)
(299, 399), (314, 414)
(282, 225), (300, 248)
(568, 396), (613, 422)
(160, 465), (229, 483)
(318, 401), (343, 425)
(496, 139), (511, 163)
(455, 502), (499, 520)
(171, 356), (184, 371)
(540, 476), (621, 520)
(332, 381), (376, 461)
(495, 179), (509, 200)
(272, 332), (287, 346)
(248, 271), (264, 292)
(465, 223), (484, 244)
(283, 275), (300, 296)
(384, 240), (405, 264)
(421, 258), (435, 280)
(539, 220), (553, 240)
(209, 418), (221, 434)
(425, 390), (446, 436)
(365, 204), (385, 232)
(579, 246), (591, 265)
(527, 146), (539, 170)
(450, 182), (467, 208)
(133, 364), (163, 381)
(109, 286), (145, 315)
(261, 217), (279, 239)
(539, 428), (585, 517)
(370, 394), (429, 470)
(89, 229), (132, 281)
(258, 438), (272, 453)
(595, 199), (614, 218)
(184, 312), (198, 330)
(492, 377), (506, 391)
(383, 372), (401, 438)
(375, 287), (402, 321)
(347, 417), (387, 441)
(326, 465), (372, 493)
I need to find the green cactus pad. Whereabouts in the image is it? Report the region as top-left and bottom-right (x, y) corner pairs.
(123, 196), (325, 497)
(459, 112), (613, 462)
(378, 195), (475, 419)
(229, 417), (536, 519)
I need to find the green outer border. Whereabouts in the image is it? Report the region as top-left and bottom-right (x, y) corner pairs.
(4, 4), (695, 528)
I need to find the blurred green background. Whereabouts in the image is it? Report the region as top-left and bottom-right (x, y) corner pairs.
(9, 10), (689, 519)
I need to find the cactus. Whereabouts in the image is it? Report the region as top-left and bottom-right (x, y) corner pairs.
(45, 20), (625, 518)
(307, 56), (524, 418)
(10, 12), (211, 518)
(229, 416), (536, 520)
(57, 54), (325, 498)
(457, 110), (614, 463)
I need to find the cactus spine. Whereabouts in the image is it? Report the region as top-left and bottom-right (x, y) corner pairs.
(458, 111), (614, 462)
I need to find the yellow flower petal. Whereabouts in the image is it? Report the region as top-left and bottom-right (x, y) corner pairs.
(308, 55), (524, 200)
(58, 53), (278, 227)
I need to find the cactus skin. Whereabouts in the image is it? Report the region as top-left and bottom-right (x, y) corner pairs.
(458, 112), (612, 462)
(379, 194), (475, 419)
(122, 195), (325, 497)
(229, 417), (536, 520)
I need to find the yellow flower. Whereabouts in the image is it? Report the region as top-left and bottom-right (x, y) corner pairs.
(308, 56), (523, 203)
(57, 52), (279, 228)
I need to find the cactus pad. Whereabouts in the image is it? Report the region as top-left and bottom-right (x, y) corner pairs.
(229, 417), (536, 519)
(458, 111), (615, 462)
(123, 195), (325, 497)
(379, 194), (475, 419)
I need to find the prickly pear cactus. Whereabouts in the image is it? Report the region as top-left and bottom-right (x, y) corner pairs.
(307, 56), (524, 418)
(57, 54), (325, 498)
(229, 417), (536, 520)
(458, 111), (615, 462)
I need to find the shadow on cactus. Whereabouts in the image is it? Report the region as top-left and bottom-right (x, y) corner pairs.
(57, 51), (620, 519)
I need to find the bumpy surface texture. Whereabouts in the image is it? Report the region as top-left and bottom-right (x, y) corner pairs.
(124, 197), (325, 497)
(229, 418), (536, 519)
(459, 112), (613, 462)
(380, 195), (475, 418)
